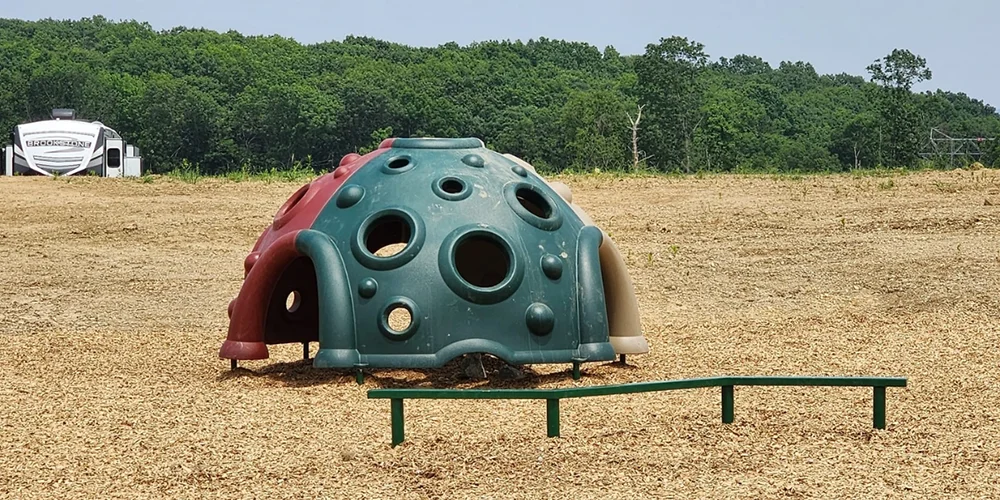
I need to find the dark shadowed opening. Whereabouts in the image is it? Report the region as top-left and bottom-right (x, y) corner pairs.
(455, 234), (510, 288)
(264, 256), (319, 345)
(366, 215), (411, 257)
(388, 157), (411, 169)
(515, 187), (552, 219)
(441, 179), (464, 194)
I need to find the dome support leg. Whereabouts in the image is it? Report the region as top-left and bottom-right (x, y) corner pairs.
(295, 229), (361, 369)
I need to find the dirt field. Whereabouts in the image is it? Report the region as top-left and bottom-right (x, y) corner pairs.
(1, 168), (998, 498)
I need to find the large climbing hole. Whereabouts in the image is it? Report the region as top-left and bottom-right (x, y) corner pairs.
(365, 215), (412, 257)
(515, 187), (552, 219)
(285, 290), (301, 313)
(455, 234), (510, 288)
(386, 305), (413, 333)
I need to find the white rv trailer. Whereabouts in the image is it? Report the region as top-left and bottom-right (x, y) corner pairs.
(3, 109), (142, 177)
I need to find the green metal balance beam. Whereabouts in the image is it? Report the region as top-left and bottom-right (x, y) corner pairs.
(368, 376), (907, 447)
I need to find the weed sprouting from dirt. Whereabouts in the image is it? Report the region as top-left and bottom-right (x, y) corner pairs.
(934, 181), (960, 193)
(165, 159), (202, 183)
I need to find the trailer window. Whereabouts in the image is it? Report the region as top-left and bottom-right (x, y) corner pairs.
(107, 148), (121, 168)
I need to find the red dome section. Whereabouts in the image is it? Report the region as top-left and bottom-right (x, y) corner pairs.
(224, 144), (394, 361)
(242, 145), (393, 275)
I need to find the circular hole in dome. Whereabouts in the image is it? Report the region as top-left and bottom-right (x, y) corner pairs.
(515, 187), (553, 219)
(433, 176), (472, 201)
(386, 305), (413, 333)
(273, 183), (311, 228)
(353, 208), (426, 271)
(284, 187), (307, 211)
(285, 290), (301, 313)
(378, 297), (421, 340)
(387, 156), (411, 169)
(439, 227), (524, 304)
(365, 215), (412, 258)
(454, 234), (511, 289)
(441, 179), (464, 194)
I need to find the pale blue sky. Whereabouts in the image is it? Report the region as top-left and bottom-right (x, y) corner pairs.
(6, 0), (998, 109)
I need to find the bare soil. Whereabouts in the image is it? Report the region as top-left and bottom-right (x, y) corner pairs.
(1, 169), (998, 498)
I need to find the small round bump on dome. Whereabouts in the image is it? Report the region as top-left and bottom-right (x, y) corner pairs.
(244, 252), (260, 274)
(333, 167), (348, 178)
(462, 154), (485, 168)
(525, 303), (555, 335)
(339, 153), (361, 167)
(358, 278), (378, 299)
(540, 254), (563, 280)
(336, 184), (365, 208)
(512, 165), (528, 177)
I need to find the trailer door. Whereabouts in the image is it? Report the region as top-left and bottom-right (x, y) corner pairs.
(105, 138), (123, 177)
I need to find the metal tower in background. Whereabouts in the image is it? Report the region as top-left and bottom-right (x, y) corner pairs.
(920, 127), (995, 166)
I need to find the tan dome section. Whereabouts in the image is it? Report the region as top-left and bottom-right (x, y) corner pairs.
(502, 154), (649, 355)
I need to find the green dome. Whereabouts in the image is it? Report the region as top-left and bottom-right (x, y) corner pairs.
(220, 138), (623, 370)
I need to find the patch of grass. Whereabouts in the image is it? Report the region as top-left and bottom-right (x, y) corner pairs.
(250, 163), (318, 183)
(537, 160), (934, 183)
(147, 159), (320, 185)
(223, 162), (254, 182)
(850, 166), (909, 178)
(164, 159), (202, 183)
(131, 158), (975, 186)
(777, 173), (806, 181)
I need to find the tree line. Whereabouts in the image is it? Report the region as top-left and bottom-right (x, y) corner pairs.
(1, 16), (998, 175)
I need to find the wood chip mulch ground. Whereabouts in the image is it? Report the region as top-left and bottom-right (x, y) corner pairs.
(1, 169), (998, 498)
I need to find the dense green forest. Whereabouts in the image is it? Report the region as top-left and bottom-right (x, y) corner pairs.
(1, 16), (998, 174)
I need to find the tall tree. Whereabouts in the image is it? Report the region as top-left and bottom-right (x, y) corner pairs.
(866, 49), (933, 166)
(635, 36), (708, 172)
(559, 87), (632, 170)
